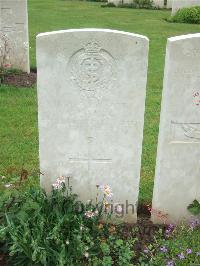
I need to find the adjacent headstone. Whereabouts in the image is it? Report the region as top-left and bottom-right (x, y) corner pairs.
(153, 0), (172, 8)
(167, 0), (172, 8)
(107, 0), (133, 6)
(172, 0), (200, 15)
(152, 34), (200, 224)
(37, 29), (149, 223)
(107, 0), (122, 6)
(153, 0), (165, 8)
(0, 0), (30, 72)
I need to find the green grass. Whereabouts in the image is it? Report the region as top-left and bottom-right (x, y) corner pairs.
(1, 0), (200, 203)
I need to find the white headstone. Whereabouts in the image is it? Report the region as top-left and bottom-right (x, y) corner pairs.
(0, 0), (29, 72)
(152, 34), (200, 224)
(172, 0), (200, 15)
(167, 0), (172, 8)
(153, 0), (172, 8)
(107, 0), (122, 6)
(153, 0), (165, 8)
(107, 0), (133, 6)
(37, 29), (149, 223)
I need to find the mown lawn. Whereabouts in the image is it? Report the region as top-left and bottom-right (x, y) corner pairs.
(1, 0), (200, 203)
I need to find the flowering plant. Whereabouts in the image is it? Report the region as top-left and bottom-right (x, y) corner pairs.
(0, 176), (135, 265)
(139, 222), (200, 266)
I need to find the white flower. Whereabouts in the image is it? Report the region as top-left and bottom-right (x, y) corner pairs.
(65, 240), (69, 245)
(85, 210), (95, 218)
(99, 185), (113, 198)
(84, 252), (89, 258)
(85, 209), (99, 218)
(1, 176), (6, 179)
(80, 225), (84, 231)
(116, 205), (123, 213)
(4, 183), (12, 188)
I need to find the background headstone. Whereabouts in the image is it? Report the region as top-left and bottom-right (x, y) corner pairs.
(152, 34), (200, 224)
(37, 29), (149, 223)
(0, 0), (30, 72)
(107, 0), (133, 6)
(172, 0), (200, 15)
(153, 0), (172, 8)
(153, 0), (165, 8)
(107, 0), (122, 6)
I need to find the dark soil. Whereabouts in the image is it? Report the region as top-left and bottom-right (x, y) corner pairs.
(1, 71), (37, 88)
(0, 251), (8, 266)
(118, 203), (166, 264)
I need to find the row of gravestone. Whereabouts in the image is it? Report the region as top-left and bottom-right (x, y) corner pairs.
(37, 29), (200, 224)
(107, 0), (200, 15)
(0, 0), (200, 72)
(1, 0), (200, 224)
(153, 0), (200, 14)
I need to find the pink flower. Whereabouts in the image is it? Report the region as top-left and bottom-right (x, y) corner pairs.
(3, 63), (12, 69)
(143, 248), (149, 253)
(52, 176), (65, 190)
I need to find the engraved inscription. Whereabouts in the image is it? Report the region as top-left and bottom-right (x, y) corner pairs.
(69, 42), (116, 92)
(0, 33), (12, 67)
(68, 136), (112, 175)
(183, 47), (200, 57)
(1, 8), (13, 26)
(171, 121), (200, 143)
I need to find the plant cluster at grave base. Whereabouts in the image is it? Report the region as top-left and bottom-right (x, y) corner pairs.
(0, 177), (136, 266)
(0, 67), (22, 85)
(139, 200), (200, 266)
(168, 6), (200, 24)
(139, 221), (200, 266)
(0, 176), (200, 266)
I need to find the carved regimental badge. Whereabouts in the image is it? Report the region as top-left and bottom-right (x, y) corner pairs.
(171, 121), (200, 143)
(69, 42), (116, 92)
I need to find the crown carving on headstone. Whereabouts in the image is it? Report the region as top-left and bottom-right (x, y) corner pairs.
(84, 42), (101, 54)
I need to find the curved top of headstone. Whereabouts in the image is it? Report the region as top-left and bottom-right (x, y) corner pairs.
(168, 33), (200, 42)
(37, 28), (149, 41)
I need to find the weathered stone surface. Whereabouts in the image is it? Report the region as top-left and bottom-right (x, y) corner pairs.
(153, 0), (165, 8)
(172, 0), (200, 15)
(152, 34), (200, 224)
(0, 0), (29, 72)
(37, 29), (149, 222)
(107, 0), (122, 6)
(107, 0), (133, 6)
(167, 0), (172, 8)
(153, 0), (172, 8)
